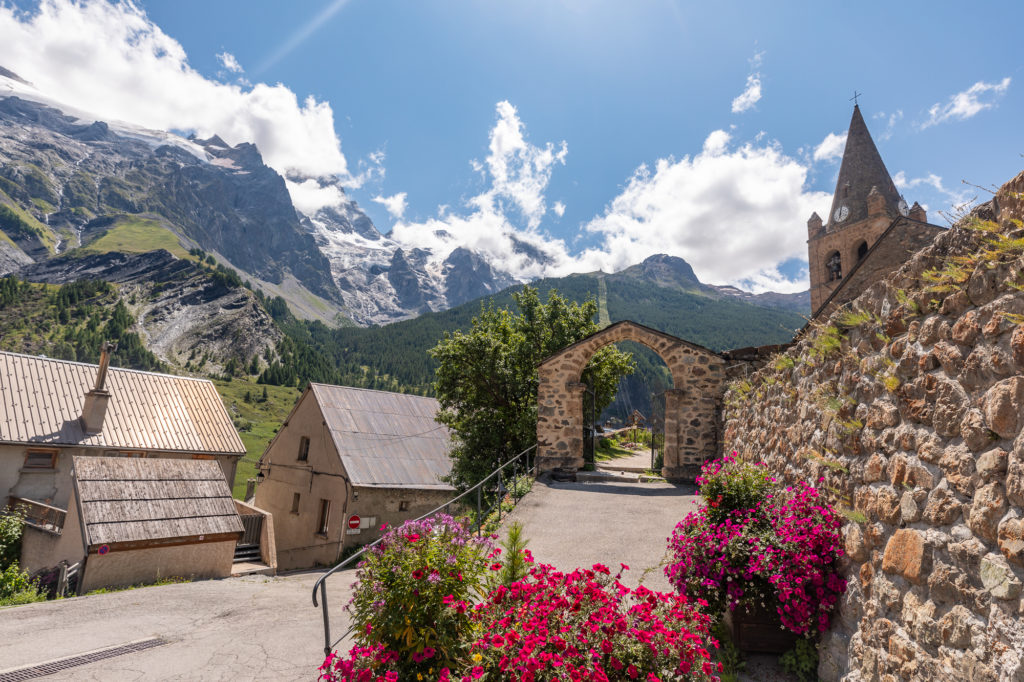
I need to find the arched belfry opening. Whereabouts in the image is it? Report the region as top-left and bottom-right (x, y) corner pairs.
(536, 321), (725, 482)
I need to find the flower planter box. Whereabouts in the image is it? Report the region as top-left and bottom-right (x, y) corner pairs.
(724, 603), (801, 654)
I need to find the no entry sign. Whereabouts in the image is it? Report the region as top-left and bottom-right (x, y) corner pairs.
(348, 514), (361, 530)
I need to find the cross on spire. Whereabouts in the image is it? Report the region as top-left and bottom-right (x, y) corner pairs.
(850, 90), (862, 106)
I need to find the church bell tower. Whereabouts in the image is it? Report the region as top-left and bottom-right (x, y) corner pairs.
(806, 105), (928, 315)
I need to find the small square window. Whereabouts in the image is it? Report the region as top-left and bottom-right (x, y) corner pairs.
(297, 436), (310, 462)
(291, 492), (301, 514)
(399, 501), (410, 512)
(24, 450), (57, 469)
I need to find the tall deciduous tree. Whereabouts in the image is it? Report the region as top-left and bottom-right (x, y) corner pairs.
(430, 286), (634, 488)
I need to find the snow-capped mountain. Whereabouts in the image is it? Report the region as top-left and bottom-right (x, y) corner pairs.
(0, 67), (524, 325)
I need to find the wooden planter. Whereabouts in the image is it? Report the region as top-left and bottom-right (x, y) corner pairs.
(724, 603), (801, 654)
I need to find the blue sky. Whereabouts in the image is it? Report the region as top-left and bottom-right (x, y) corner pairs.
(1, 0), (1022, 291)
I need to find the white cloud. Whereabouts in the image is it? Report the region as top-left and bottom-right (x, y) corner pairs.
(0, 0), (363, 206)
(893, 170), (972, 211)
(573, 130), (828, 292)
(285, 178), (346, 216)
(921, 77), (1011, 129)
(216, 51), (243, 73)
(813, 132), (846, 162)
(731, 51), (764, 114)
(479, 101), (567, 229)
(731, 74), (762, 114)
(552, 201), (566, 218)
(372, 192), (408, 220)
(388, 101), (571, 280)
(389, 104), (826, 293)
(873, 110), (902, 141)
(703, 129), (731, 155)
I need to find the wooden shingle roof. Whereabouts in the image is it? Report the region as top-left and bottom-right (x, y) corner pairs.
(74, 456), (243, 546)
(0, 350), (244, 455)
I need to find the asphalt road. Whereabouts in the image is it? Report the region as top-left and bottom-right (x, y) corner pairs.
(501, 477), (700, 592)
(0, 570), (357, 680)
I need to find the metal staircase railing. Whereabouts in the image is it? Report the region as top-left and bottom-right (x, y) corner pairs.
(311, 444), (537, 656)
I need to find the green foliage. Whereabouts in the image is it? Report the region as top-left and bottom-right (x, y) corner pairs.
(0, 278), (162, 372)
(772, 354), (796, 371)
(345, 516), (494, 675)
(492, 521), (530, 588)
(0, 201), (52, 250)
(0, 507), (44, 607)
(0, 275), (31, 308)
(808, 325), (843, 361)
(780, 638), (819, 682)
(697, 454), (776, 524)
(431, 286), (634, 488)
(0, 563), (46, 606)
(711, 620), (746, 682)
(1, 505), (26, 569)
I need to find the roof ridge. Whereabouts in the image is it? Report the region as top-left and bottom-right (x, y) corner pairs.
(0, 349), (216, 385)
(310, 382), (436, 401)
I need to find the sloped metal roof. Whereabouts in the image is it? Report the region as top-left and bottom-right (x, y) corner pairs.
(310, 384), (453, 490)
(0, 351), (245, 455)
(75, 456), (243, 545)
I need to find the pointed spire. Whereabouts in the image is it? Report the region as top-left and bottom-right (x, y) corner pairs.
(826, 105), (901, 230)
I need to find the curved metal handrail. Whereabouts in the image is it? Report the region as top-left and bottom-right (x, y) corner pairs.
(311, 444), (537, 656)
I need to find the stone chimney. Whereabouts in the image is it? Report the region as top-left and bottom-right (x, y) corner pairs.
(909, 201), (927, 222)
(807, 212), (823, 239)
(80, 342), (116, 435)
(866, 185), (886, 217)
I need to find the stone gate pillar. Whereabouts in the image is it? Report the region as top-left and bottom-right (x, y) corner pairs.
(662, 388), (685, 482)
(536, 374), (586, 473)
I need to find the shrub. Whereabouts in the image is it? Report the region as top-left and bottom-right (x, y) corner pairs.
(466, 562), (721, 681)
(491, 521), (530, 588)
(1, 505), (26, 569)
(694, 453), (775, 524)
(0, 563), (45, 606)
(337, 515), (496, 677)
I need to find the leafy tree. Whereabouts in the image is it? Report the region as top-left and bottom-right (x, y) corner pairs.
(430, 286), (634, 488)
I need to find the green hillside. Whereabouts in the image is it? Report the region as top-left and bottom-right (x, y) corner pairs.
(258, 271), (805, 423)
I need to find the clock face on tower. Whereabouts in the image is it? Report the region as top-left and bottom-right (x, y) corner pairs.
(898, 198), (909, 217)
(833, 205), (849, 223)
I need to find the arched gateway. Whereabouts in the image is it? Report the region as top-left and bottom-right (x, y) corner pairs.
(536, 321), (724, 482)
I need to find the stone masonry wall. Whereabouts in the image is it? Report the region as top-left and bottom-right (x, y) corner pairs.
(723, 171), (1024, 682)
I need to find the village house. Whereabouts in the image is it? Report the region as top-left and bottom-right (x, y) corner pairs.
(37, 456), (246, 592)
(254, 384), (454, 571)
(1, 347), (276, 584)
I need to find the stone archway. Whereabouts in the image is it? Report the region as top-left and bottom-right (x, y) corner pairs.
(536, 320), (724, 482)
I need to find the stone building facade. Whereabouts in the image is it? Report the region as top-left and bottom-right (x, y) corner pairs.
(536, 321), (724, 482)
(723, 172), (1024, 681)
(807, 105), (944, 317)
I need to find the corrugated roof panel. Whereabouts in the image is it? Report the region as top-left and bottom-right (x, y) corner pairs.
(310, 384), (454, 489)
(0, 351), (244, 455)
